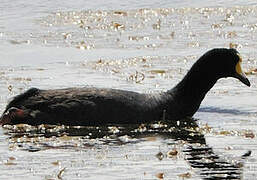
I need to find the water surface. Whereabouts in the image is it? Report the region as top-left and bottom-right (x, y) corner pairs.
(0, 0), (257, 179)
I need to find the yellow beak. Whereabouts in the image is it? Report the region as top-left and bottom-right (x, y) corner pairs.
(235, 57), (250, 87)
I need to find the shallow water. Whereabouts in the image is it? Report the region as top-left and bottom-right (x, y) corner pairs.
(0, 0), (257, 179)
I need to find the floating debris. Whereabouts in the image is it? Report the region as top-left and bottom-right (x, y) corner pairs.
(156, 151), (164, 160)
(112, 22), (125, 30)
(76, 41), (94, 50)
(226, 31), (237, 38)
(4, 157), (17, 166)
(225, 12), (234, 24)
(149, 70), (166, 75)
(52, 161), (60, 166)
(128, 36), (149, 41)
(12, 77), (32, 82)
(152, 19), (161, 30)
(188, 42), (200, 47)
(62, 33), (72, 40)
(225, 146), (233, 150)
(211, 23), (223, 29)
(36, 68), (45, 71)
(128, 71), (145, 83)
(245, 68), (257, 75)
(167, 148), (178, 158)
(242, 150), (252, 158)
(178, 172), (191, 179)
(219, 130), (232, 136)
(4, 161), (17, 166)
(8, 40), (30, 45)
(244, 130), (255, 139)
(113, 11), (128, 16)
(57, 167), (66, 179)
(229, 42), (242, 49)
(9, 157), (16, 161)
(156, 172), (164, 179)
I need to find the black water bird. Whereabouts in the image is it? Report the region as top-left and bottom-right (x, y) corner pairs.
(0, 48), (250, 126)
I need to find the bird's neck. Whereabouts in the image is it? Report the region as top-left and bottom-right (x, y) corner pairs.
(166, 68), (218, 118)
(175, 70), (218, 100)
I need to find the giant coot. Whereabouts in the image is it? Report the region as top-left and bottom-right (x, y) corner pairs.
(0, 48), (250, 126)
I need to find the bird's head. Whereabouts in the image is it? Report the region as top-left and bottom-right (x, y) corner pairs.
(196, 48), (250, 87)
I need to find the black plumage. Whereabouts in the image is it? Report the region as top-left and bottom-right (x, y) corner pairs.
(0, 48), (250, 125)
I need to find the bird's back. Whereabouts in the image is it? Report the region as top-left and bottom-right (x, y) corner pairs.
(4, 87), (161, 125)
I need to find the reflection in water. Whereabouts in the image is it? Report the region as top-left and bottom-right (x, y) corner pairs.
(199, 106), (251, 116)
(3, 118), (245, 179)
(184, 146), (241, 180)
